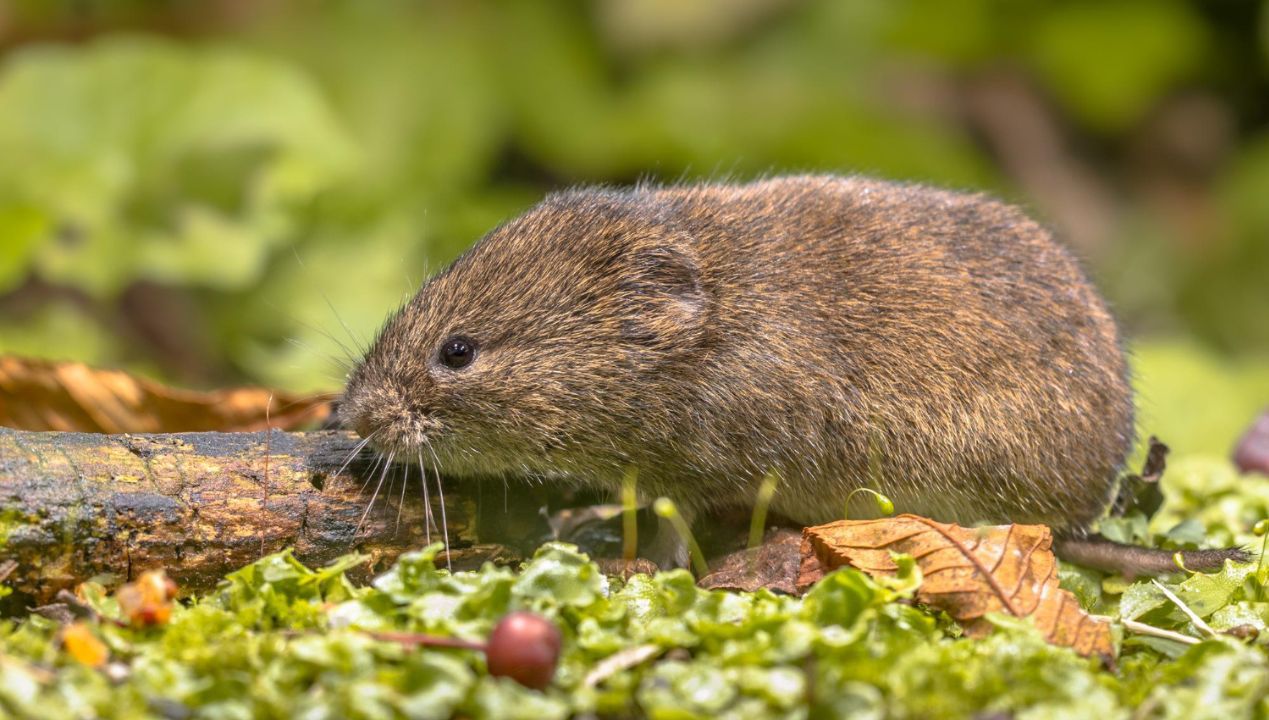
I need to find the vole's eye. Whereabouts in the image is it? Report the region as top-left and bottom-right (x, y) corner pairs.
(439, 336), (476, 369)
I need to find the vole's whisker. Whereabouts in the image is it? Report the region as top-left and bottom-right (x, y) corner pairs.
(359, 450), (387, 495)
(278, 306), (359, 372)
(424, 439), (451, 571)
(334, 431), (378, 482)
(355, 450), (395, 536)
(395, 461), (408, 534)
(322, 293), (368, 359)
(417, 449), (433, 544)
(285, 248), (367, 363)
(384, 468), (399, 521)
(336, 435), (376, 477)
(436, 472), (451, 571)
(287, 391), (343, 403)
(284, 335), (354, 373)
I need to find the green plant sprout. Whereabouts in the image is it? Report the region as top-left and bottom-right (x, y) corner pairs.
(1170, 551), (1197, 574)
(621, 466), (639, 563)
(653, 497), (709, 577)
(846, 424), (897, 521)
(843, 487), (895, 520)
(748, 470), (780, 550)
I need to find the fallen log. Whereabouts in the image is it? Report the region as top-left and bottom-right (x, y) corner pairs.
(0, 428), (559, 605)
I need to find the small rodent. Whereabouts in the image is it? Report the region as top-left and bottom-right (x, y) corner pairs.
(341, 175), (1242, 574)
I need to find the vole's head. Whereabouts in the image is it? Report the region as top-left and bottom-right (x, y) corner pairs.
(340, 189), (707, 475)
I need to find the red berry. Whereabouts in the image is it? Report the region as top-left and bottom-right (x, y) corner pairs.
(484, 611), (562, 690)
(1234, 410), (1269, 475)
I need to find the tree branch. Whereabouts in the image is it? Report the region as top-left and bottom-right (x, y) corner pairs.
(0, 428), (544, 604)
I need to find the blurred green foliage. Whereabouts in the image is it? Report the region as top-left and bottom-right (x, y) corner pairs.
(0, 39), (354, 296)
(0, 0), (1265, 448)
(1133, 342), (1269, 458)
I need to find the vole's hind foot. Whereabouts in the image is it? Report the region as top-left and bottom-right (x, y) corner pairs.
(1055, 534), (1251, 578)
(643, 514), (691, 571)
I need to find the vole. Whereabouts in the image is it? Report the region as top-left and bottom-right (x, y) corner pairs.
(340, 175), (1244, 575)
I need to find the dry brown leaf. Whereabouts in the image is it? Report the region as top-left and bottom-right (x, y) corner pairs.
(798, 513), (1114, 661)
(0, 355), (331, 433)
(697, 528), (802, 594)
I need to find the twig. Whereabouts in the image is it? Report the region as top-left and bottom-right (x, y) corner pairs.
(366, 630), (486, 652)
(1151, 579), (1215, 637)
(583, 644), (663, 688)
(1121, 618), (1200, 646)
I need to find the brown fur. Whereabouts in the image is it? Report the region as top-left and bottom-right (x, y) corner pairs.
(343, 175), (1145, 562)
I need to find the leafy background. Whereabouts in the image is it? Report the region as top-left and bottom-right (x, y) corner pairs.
(1, 0), (1267, 458)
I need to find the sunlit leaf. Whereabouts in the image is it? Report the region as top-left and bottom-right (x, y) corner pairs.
(799, 514), (1115, 659)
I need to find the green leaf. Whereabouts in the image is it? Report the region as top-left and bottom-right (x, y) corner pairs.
(1059, 562), (1104, 610)
(1209, 602), (1269, 634)
(511, 543), (609, 611)
(1140, 639), (1269, 719)
(1176, 562), (1256, 618)
(801, 568), (889, 632)
(466, 677), (569, 720)
(1119, 581), (1166, 621)
(397, 652), (476, 720)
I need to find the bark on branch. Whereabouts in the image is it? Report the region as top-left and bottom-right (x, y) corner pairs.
(0, 428), (552, 605)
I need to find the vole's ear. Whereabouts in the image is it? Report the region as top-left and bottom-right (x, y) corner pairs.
(620, 242), (707, 347)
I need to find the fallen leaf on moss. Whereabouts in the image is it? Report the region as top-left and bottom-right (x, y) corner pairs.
(798, 513), (1114, 660)
(62, 622), (108, 667)
(0, 355), (331, 432)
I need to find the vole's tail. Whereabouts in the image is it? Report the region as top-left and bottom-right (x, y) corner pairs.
(1054, 534), (1251, 577)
